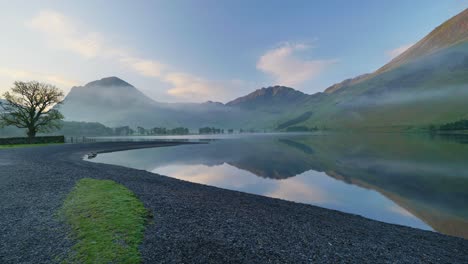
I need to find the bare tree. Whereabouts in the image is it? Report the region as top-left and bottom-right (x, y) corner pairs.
(0, 81), (64, 139)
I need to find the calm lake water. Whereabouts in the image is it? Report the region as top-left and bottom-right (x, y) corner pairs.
(89, 133), (468, 238)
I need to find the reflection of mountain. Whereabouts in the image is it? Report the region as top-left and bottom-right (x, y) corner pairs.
(224, 138), (320, 179)
(282, 134), (468, 238)
(123, 137), (319, 179)
(180, 134), (468, 238)
(325, 170), (468, 238)
(93, 134), (468, 238)
(328, 170), (468, 238)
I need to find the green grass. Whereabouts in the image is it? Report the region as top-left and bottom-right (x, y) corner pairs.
(60, 178), (149, 264)
(0, 143), (63, 149)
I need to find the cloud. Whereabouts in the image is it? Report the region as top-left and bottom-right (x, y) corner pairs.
(0, 67), (79, 89)
(386, 43), (414, 59)
(163, 73), (246, 102)
(27, 9), (242, 102)
(165, 72), (215, 98)
(257, 42), (336, 87)
(120, 56), (167, 78)
(28, 10), (102, 58)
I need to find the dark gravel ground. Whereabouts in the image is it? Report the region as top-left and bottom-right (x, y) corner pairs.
(0, 142), (467, 264)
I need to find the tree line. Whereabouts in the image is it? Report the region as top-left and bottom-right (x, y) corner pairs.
(429, 120), (468, 131)
(116, 126), (190, 136)
(0, 80), (306, 139)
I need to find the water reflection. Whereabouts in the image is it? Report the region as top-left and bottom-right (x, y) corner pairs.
(90, 133), (468, 238)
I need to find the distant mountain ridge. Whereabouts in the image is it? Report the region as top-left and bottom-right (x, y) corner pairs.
(226, 86), (308, 110)
(60, 78), (308, 129)
(64, 76), (156, 108)
(84, 76), (132, 87)
(324, 74), (371, 94)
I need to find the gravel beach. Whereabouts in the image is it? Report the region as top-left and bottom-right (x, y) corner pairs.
(0, 142), (467, 263)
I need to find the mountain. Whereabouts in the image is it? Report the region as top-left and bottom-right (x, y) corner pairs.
(324, 74), (371, 94)
(60, 77), (308, 129)
(377, 8), (468, 74)
(60, 77), (166, 127)
(60, 9), (468, 131)
(61, 77), (244, 128)
(324, 9), (468, 95)
(227, 86), (308, 110)
(277, 8), (468, 131)
(63, 76), (156, 109)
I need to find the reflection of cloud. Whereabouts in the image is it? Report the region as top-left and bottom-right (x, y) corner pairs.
(156, 163), (331, 205)
(265, 178), (329, 204)
(154, 163), (263, 188)
(388, 205), (417, 218)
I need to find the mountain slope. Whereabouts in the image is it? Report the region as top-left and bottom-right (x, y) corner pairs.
(278, 9), (468, 130)
(324, 74), (371, 94)
(323, 9), (468, 95)
(60, 77), (166, 127)
(227, 86), (308, 110)
(378, 8), (468, 74)
(63, 76), (157, 109)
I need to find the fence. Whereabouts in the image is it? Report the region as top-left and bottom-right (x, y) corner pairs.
(0, 135), (65, 145)
(66, 136), (97, 143)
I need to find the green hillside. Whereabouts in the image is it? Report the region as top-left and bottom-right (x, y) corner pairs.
(276, 9), (468, 131)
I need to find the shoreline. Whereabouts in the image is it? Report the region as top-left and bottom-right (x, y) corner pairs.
(0, 141), (466, 263)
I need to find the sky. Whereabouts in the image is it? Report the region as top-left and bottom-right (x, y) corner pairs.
(0, 0), (466, 103)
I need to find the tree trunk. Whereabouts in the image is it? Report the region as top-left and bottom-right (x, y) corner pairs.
(27, 128), (37, 144)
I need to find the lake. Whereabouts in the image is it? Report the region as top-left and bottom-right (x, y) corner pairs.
(89, 133), (468, 238)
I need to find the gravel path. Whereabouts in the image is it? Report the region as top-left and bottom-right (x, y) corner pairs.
(0, 142), (467, 263)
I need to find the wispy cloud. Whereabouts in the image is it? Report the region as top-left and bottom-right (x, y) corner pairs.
(386, 43), (414, 59)
(27, 9), (242, 102)
(28, 10), (102, 58)
(120, 56), (167, 78)
(165, 72), (218, 99)
(0, 67), (79, 90)
(257, 42), (336, 87)
(164, 73), (246, 102)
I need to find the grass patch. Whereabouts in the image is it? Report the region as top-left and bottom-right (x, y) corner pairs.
(60, 178), (149, 263)
(0, 143), (63, 149)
